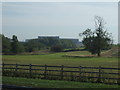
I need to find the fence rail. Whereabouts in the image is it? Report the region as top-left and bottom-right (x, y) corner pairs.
(1, 63), (120, 84)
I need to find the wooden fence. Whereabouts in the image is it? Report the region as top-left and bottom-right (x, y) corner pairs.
(1, 63), (120, 84)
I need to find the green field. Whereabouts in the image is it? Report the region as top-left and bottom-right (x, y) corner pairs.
(2, 76), (119, 88)
(2, 50), (119, 88)
(2, 51), (118, 67)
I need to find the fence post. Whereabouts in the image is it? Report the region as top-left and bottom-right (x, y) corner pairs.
(61, 65), (64, 80)
(15, 63), (18, 72)
(2, 63), (4, 73)
(3, 63), (4, 70)
(15, 63), (18, 77)
(79, 66), (82, 81)
(70, 72), (73, 81)
(44, 64), (47, 79)
(98, 66), (102, 83)
(29, 64), (32, 78)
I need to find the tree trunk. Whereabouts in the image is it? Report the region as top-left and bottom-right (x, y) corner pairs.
(97, 52), (100, 57)
(97, 50), (101, 57)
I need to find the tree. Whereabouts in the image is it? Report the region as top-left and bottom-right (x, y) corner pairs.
(24, 39), (46, 52)
(11, 35), (19, 54)
(2, 34), (11, 54)
(23, 37), (77, 52)
(18, 42), (25, 53)
(80, 16), (113, 56)
(11, 35), (25, 54)
(59, 39), (76, 49)
(51, 45), (63, 52)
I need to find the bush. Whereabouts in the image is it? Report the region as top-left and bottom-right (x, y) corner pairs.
(51, 45), (63, 52)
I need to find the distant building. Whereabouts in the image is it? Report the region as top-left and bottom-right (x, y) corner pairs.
(38, 36), (59, 39)
(60, 38), (83, 47)
(26, 36), (83, 47)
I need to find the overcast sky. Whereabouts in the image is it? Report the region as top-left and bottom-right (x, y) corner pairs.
(2, 2), (118, 43)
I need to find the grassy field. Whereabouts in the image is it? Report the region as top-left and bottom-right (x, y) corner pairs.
(2, 50), (119, 88)
(2, 76), (119, 88)
(2, 51), (118, 67)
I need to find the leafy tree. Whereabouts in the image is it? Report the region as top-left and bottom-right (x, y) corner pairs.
(38, 37), (61, 48)
(80, 16), (113, 56)
(59, 39), (76, 49)
(2, 34), (11, 54)
(11, 35), (19, 54)
(18, 42), (25, 53)
(24, 39), (38, 52)
(25, 39), (47, 52)
(11, 35), (25, 54)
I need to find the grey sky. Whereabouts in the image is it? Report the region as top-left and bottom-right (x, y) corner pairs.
(2, 2), (118, 43)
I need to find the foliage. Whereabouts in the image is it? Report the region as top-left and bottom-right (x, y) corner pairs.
(11, 35), (19, 54)
(11, 35), (25, 54)
(59, 39), (76, 49)
(80, 16), (113, 56)
(2, 34), (77, 54)
(24, 37), (76, 52)
(24, 39), (41, 52)
(2, 34), (12, 54)
(1, 34), (25, 54)
(18, 42), (25, 53)
(51, 45), (63, 52)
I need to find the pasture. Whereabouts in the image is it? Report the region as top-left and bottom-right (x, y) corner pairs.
(2, 51), (118, 67)
(2, 50), (119, 88)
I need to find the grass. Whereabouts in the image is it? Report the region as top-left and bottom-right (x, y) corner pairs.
(2, 50), (119, 88)
(2, 76), (119, 88)
(2, 51), (118, 67)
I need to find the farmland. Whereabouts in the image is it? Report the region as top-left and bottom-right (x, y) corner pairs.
(2, 49), (119, 88)
(2, 2), (119, 89)
(2, 50), (118, 67)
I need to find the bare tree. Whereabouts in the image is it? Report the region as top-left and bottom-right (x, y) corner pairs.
(95, 16), (105, 56)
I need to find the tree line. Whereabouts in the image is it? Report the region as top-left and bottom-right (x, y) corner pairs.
(1, 34), (76, 54)
(1, 35), (25, 54)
